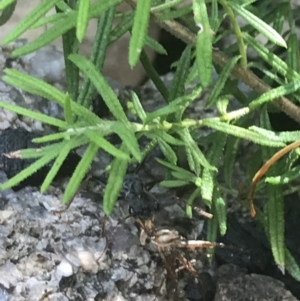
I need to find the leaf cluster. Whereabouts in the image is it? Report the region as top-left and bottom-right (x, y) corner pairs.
(1, 0), (300, 282)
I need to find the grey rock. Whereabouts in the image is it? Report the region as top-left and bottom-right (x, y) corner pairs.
(215, 264), (298, 301)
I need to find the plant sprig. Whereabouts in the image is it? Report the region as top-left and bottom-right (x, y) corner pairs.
(1, 0), (300, 282)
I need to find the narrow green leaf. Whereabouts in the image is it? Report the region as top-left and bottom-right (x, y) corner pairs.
(64, 93), (74, 125)
(41, 137), (86, 192)
(33, 132), (75, 143)
(250, 62), (285, 86)
(76, 0), (90, 42)
(0, 101), (67, 128)
(249, 79), (300, 109)
(177, 85), (203, 121)
(145, 35), (167, 55)
(169, 45), (192, 102)
(185, 58), (199, 86)
(203, 120), (285, 147)
(3, 69), (65, 105)
(69, 54), (128, 125)
(3, 0), (61, 44)
(201, 132), (226, 202)
(271, 3), (286, 34)
(157, 3), (192, 20)
(4, 69), (90, 123)
(129, 0), (152, 67)
(178, 128), (216, 171)
(0, 151), (59, 190)
(185, 145), (197, 174)
(249, 130), (300, 175)
(206, 207), (218, 260)
(19, 141), (65, 159)
(151, 130), (184, 146)
(230, 3), (287, 48)
(157, 138), (177, 164)
(30, 12), (65, 29)
(140, 49), (169, 102)
(151, 0), (183, 13)
(216, 96), (230, 115)
(207, 131), (227, 166)
(63, 142), (99, 204)
(206, 55), (240, 108)
(171, 171), (196, 182)
(131, 91), (147, 122)
(249, 126), (282, 142)
(214, 188), (227, 235)
(223, 136), (240, 188)
(285, 248), (300, 282)
(103, 144), (129, 214)
(244, 33), (300, 81)
(160, 180), (190, 188)
(109, 12), (134, 44)
(260, 107), (285, 269)
(210, 0), (219, 32)
(0, 0), (16, 26)
(12, 14), (75, 56)
(10, 0), (122, 57)
(156, 158), (196, 178)
(0, 0), (16, 11)
(193, 0), (213, 87)
(186, 187), (201, 218)
(265, 165), (300, 185)
(277, 131), (300, 142)
(85, 130), (130, 160)
(113, 122), (141, 161)
(59, 1), (80, 102)
(3, 70), (101, 126)
(55, 1), (71, 12)
(80, 2), (115, 109)
(266, 184), (285, 268)
(287, 33), (300, 73)
(145, 93), (194, 123)
(200, 169), (214, 203)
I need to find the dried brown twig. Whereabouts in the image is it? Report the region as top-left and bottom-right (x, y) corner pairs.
(138, 215), (223, 288)
(248, 139), (300, 217)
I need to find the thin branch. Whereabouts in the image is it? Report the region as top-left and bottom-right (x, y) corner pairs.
(161, 19), (300, 125)
(126, 0), (300, 126)
(218, 0), (247, 68)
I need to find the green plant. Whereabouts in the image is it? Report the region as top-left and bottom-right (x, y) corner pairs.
(1, 0), (300, 281)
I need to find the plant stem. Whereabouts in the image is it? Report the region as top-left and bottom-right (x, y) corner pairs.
(56, 0), (79, 101)
(140, 50), (169, 102)
(77, 6), (116, 108)
(218, 0), (247, 68)
(65, 104), (250, 138)
(157, 19), (300, 126)
(126, 0), (300, 127)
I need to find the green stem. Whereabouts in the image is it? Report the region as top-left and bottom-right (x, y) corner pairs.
(77, 6), (116, 107)
(56, 0), (79, 101)
(140, 50), (169, 102)
(65, 105), (250, 137)
(0, 1), (17, 26)
(218, 0), (247, 69)
(151, 0), (183, 13)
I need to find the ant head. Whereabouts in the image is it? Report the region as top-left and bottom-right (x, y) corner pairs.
(128, 196), (160, 219)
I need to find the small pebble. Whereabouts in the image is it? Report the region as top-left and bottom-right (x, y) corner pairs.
(77, 251), (98, 273)
(56, 260), (73, 278)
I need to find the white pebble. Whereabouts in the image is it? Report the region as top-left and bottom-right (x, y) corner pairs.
(77, 250), (98, 273)
(56, 260), (73, 277)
